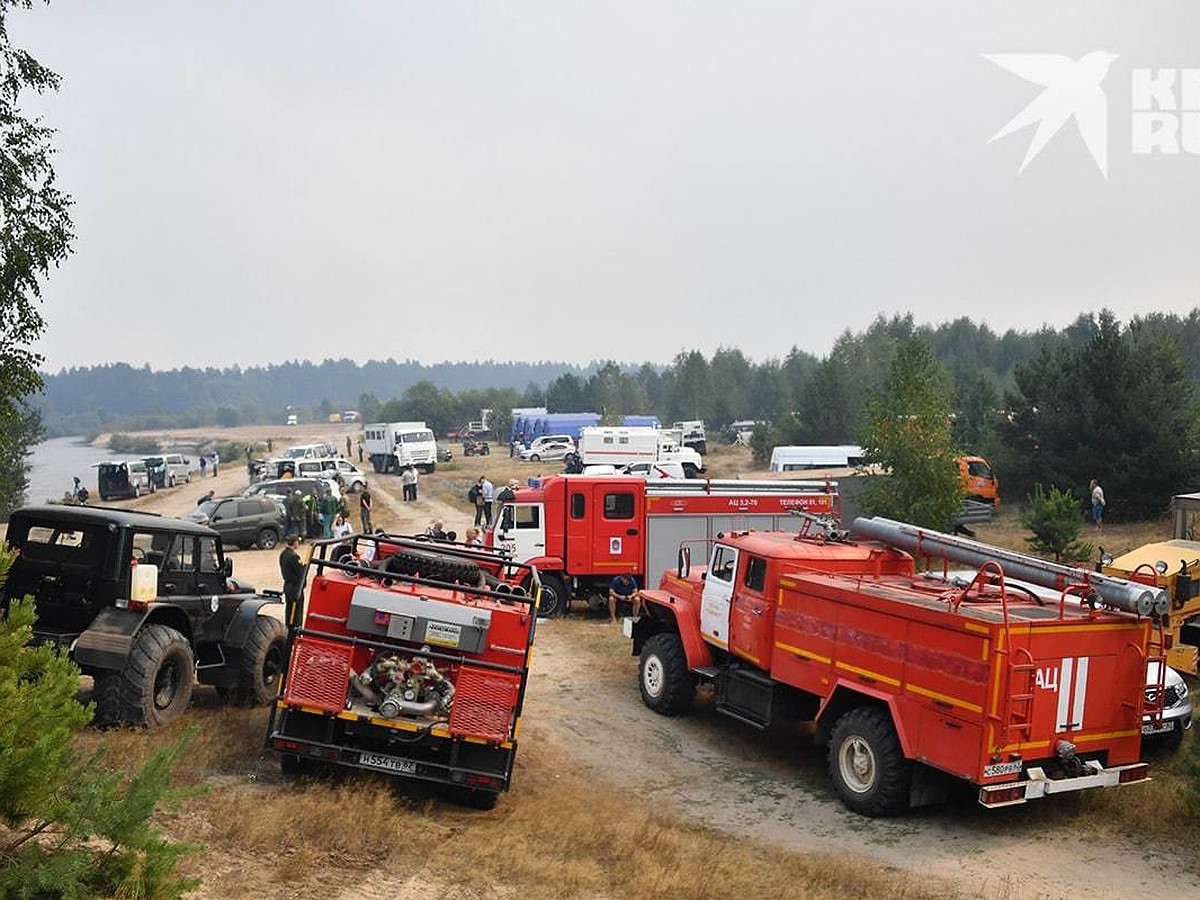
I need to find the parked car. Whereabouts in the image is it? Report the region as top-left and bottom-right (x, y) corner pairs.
(1144, 659), (1192, 749)
(437, 445), (454, 463)
(126, 459), (151, 491)
(93, 461), (141, 501)
(186, 495), (286, 550)
(519, 439), (575, 462)
(163, 453), (193, 484)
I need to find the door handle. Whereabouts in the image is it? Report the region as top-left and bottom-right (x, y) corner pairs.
(626, 529), (638, 536)
(751, 607), (764, 617)
(534, 543), (544, 548)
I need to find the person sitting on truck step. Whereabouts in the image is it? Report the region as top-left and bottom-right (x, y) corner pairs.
(608, 573), (643, 624)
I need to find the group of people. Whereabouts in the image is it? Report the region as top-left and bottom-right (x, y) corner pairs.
(286, 487), (348, 539)
(467, 476), (520, 526)
(198, 450), (220, 478)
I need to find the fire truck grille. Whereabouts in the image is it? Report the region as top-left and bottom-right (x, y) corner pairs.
(284, 637), (352, 713)
(449, 667), (521, 743)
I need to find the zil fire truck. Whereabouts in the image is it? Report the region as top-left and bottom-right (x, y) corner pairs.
(487, 475), (838, 617)
(629, 515), (1167, 816)
(265, 534), (539, 809)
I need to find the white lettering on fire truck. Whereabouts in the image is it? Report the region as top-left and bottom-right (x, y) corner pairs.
(1042, 656), (1090, 732)
(1035, 666), (1058, 692)
(726, 498), (759, 510)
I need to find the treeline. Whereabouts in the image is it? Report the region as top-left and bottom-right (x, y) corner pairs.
(36, 358), (594, 436)
(32, 309), (1200, 518)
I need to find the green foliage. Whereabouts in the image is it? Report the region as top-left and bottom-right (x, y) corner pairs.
(998, 311), (1197, 519)
(858, 339), (963, 529)
(0, 546), (200, 898)
(214, 404), (240, 427)
(108, 434), (161, 455)
(1021, 484), (1094, 563)
(0, 0), (74, 514)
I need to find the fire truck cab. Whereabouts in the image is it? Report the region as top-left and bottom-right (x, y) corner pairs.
(487, 475), (839, 617)
(631, 516), (1165, 816)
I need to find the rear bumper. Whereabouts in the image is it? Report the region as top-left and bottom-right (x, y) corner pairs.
(979, 760), (1149, 808)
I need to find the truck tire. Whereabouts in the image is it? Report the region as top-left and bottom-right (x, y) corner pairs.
(256, 527), (280, 550)
(93, 624), (195, 727)
(229, 616), (287, 705)
(525, 573), (566, 618)
(827, 707), (911, 817)
(639, 632), (694, 715)
(385, 549), (481, 585)
(468, 789), (498, 810)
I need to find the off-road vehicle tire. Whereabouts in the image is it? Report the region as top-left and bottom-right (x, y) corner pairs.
(828, 706), (911, 817)
(639, 632), (694, 715)
(229, 616), (287, 705)
(256, 527), (280, 550)
(468, 789), (498, 810)
(524, 573), (566, 618)
(94, 624), (195, 727)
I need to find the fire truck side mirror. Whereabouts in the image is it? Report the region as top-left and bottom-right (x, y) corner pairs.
(677, 545), (691, 578)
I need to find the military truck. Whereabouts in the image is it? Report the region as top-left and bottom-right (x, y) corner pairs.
(2, 505), (288, 726)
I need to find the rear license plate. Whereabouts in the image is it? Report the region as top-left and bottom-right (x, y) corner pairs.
(358, 752), (417, 774)
(1141, 720), (1176, 735)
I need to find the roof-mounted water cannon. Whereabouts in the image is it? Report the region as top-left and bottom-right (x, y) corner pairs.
(852, 516), (1169, 617)
(790, 509), (849, 542)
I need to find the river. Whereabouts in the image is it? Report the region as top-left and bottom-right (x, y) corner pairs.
(24, 435), (109, 505)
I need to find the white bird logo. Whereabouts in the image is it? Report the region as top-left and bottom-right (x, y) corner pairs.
(984, 51), (1118, 178)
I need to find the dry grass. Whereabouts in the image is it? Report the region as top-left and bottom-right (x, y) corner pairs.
(95, 711), (965, 900)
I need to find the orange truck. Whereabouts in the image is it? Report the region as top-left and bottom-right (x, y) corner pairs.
(957, 455), (1000, 504)
(630, 516), (1165, 815)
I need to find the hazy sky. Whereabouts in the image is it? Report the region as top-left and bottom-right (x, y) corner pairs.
(14, 1), (1200, 372)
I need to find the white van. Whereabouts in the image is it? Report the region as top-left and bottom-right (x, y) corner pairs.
(162, 453), (192, 484)
(294, 457), (369, 491)
(769, 445), (864, 472)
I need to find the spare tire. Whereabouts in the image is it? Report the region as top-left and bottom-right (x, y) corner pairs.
(384, 549), (480, 585)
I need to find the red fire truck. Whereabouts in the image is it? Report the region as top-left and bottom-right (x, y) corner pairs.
(265, 534), (539, 809)
(630, 515), (1167, 815)
(487, 475), (839, 617)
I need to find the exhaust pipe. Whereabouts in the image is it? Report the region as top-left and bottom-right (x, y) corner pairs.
(852, 517), (1168, 617)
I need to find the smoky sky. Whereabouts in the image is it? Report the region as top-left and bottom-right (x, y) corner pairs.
(14, 1), (1200, 372)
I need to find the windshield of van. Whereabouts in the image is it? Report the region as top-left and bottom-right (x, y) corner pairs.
(400, 431), (433, 443)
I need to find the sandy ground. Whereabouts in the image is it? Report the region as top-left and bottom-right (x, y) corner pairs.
(82, 427), (1200, 900)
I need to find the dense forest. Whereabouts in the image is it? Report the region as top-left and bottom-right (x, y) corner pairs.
(32, 308), (1200, 519)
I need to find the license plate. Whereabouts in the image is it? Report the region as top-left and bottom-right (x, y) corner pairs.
(1142, 720), (1177, 735)
(358, 752), (417, 774)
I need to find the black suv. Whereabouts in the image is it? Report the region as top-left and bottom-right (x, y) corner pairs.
(1, 505), (288, 726)
(187, 495), (286, 550)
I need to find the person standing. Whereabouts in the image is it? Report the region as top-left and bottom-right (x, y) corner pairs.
(481, 476), (495, 527)
(199, 455), (208, 478)
(471, 477), (486, 526)
(318, 489), (338, 538)
(211, 450), (220, 477)
(279, 535), (306, 629)
(345, 436), (352, 458)
(286, 489), (306, 539)
(332, 513), (353, 539)
(401, 465), (418, 501)
(356, 439), (364, 463)
(359, 482), (373, 533)
(1090, 478), (1106, 530)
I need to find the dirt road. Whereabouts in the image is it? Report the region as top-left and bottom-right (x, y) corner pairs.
(102, 437), (1198, 900)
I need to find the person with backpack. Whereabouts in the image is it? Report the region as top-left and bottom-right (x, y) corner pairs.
(468, 478), (484, 525)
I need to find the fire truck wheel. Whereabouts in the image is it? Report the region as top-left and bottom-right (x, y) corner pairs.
(230, 616), (288, 705)
(526, 573), (566, 618)
(828, 707), (911, 817)
(95, 624), (196, 727)
(639, 632), (694, 715)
